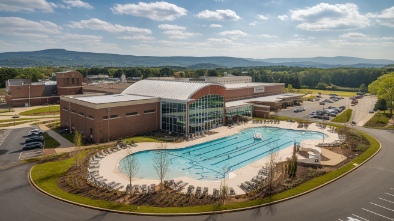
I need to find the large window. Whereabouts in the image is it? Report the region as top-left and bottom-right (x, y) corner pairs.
(161, 101), (187, 135)
(188, 94), (224, 134)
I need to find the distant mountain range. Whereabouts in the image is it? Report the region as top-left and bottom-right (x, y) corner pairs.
(0, 49), (393, 68)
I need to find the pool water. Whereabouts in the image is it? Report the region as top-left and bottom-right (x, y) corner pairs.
(119, 127), (324, 181)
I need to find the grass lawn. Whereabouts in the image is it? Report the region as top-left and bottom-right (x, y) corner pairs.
(0, 109), (15, 113)
(43, 132), (60, 149)
(30, 127), (380, 214)
(364, 111), (391, 128)
(0, 120), (38, 127)
(331, 109), (352, 123)
(123, 136), (171, 144)
(293, 89), (357, 97)
(20, 105), (60, 116)
(53, 127), (74, 143)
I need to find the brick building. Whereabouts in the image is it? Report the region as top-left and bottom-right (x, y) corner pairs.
(60, 79), (302, 143)
(5, 71), (83, 107)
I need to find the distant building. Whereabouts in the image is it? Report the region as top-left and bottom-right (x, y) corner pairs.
(5, 70), (83, 107)
(189, 76), (252, 84)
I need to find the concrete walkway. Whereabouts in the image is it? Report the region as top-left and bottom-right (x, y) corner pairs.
(39, 124), (75, 149)
(320, 148), (347, 166)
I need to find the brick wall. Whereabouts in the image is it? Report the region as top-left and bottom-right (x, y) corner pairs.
(60, 99), (160, 143)
(225, 84), (285, 101)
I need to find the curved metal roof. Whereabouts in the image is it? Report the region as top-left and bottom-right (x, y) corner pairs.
(121, 80), (218, 101)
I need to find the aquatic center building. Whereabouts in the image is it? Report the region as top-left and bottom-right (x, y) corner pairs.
(60, 79), (303, 143)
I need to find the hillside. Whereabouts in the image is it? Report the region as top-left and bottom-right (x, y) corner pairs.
(0, 49), (392, 68)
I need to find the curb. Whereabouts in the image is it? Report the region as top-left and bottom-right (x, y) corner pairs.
(29, 131), (381, 216)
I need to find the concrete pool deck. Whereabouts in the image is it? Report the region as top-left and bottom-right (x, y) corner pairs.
(97, 121), (342, 195)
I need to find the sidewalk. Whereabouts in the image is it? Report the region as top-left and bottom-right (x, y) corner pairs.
(39, 124), (75, 149)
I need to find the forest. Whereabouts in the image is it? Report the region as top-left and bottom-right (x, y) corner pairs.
(1, 66), (393, 90)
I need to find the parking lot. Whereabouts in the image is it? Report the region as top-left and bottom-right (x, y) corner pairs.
(278, 94), (377, 125)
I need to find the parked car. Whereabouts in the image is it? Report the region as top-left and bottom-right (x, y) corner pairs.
(319, 102), (325, 105)
(298, 107), (305, 111)
(339, 106), (346, 110)
(369, 109), (375, 113)
(293, 108), (300, 113)
(59, 128), (70, 134)
(23, 141), (44, 150)
(25, 136), (44, 143)
(28, 129), (44, 136)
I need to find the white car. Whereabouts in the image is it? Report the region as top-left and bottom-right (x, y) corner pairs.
(27, 129), (44, 136)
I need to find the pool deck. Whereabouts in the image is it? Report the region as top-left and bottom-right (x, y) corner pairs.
(98, 121), (342, 195)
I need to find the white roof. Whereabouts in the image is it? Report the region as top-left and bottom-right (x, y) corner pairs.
(224, 82), (283, 89)
(75, 94), (155, 104)
(122, 80), (218, 101)
(225, 93), (302, 108)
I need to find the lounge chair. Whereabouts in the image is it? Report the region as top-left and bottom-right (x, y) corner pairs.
(212, 188), (219, 198)
(203, 187), (208, 196)
(195, 186), (202, 196)
(176, 182), (188, 192)
(141, 184), (147, 194)
(187, 185), (195, 195)
(230, 187), (235, 197)
(133, 185), (141, 194)
(150, 184), (156, 193)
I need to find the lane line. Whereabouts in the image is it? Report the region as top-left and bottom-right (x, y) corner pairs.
(386, 193), (394, 197)
(362, 208), (394, 220)
(380, 198), (394, 204)
(371, 202), (394, 212)
(352, 214), (369, 221)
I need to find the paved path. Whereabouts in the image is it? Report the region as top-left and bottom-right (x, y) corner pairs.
(320, 148), (347, 166)
(39, 124), (75, 149)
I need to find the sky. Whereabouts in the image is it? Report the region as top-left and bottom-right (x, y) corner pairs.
(0, 0), (393, 59)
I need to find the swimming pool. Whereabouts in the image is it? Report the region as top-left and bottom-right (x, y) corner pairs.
(119, 127), (325, 181)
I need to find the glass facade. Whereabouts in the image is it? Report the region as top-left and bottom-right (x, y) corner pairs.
(161, 101), (187, 135)
(225, 105), (253, 124)
(188, 94), (224, 134)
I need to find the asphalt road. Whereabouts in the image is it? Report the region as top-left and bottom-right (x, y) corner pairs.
(0, 127), (393, 220)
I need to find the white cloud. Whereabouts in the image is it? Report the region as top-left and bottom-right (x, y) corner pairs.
(111, 1), (187, 21)
(209, 24), (223, 28)
(367, 6), (394, 27)
(290, 3), (370, 31)
(260, 34), (277, 38)
(208, 38), (233, 43)
(117, 35), (155, 41)
(63, 0), (93, 9)
(158, 24), (185, 30)
(68, 18), (152, 34)
(249, 22), (257, 26)
(257, 14), (269, 20)
(219, 30), (247, 39)
(162, 30), (200, 39)
(0, 0), (56, 12)
(340, 32), (367, 38)
(58, 33), (102, 43)
(196, 9), (240, 21)
(0, 17), (62, 37)
(278, 15), (288, 21)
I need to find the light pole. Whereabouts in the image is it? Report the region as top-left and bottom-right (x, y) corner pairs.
(28, 85), (31, 106)
(107, 108), (111, 142)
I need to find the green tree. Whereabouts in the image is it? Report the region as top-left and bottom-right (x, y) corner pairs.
(316, 82), (327, 89)
(375, 98), (388, 113)
(359, 83), (367, 93)
(369, 73), (394, 116)
(73, 130), (83, 168)
(286, 84), (294, 92)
